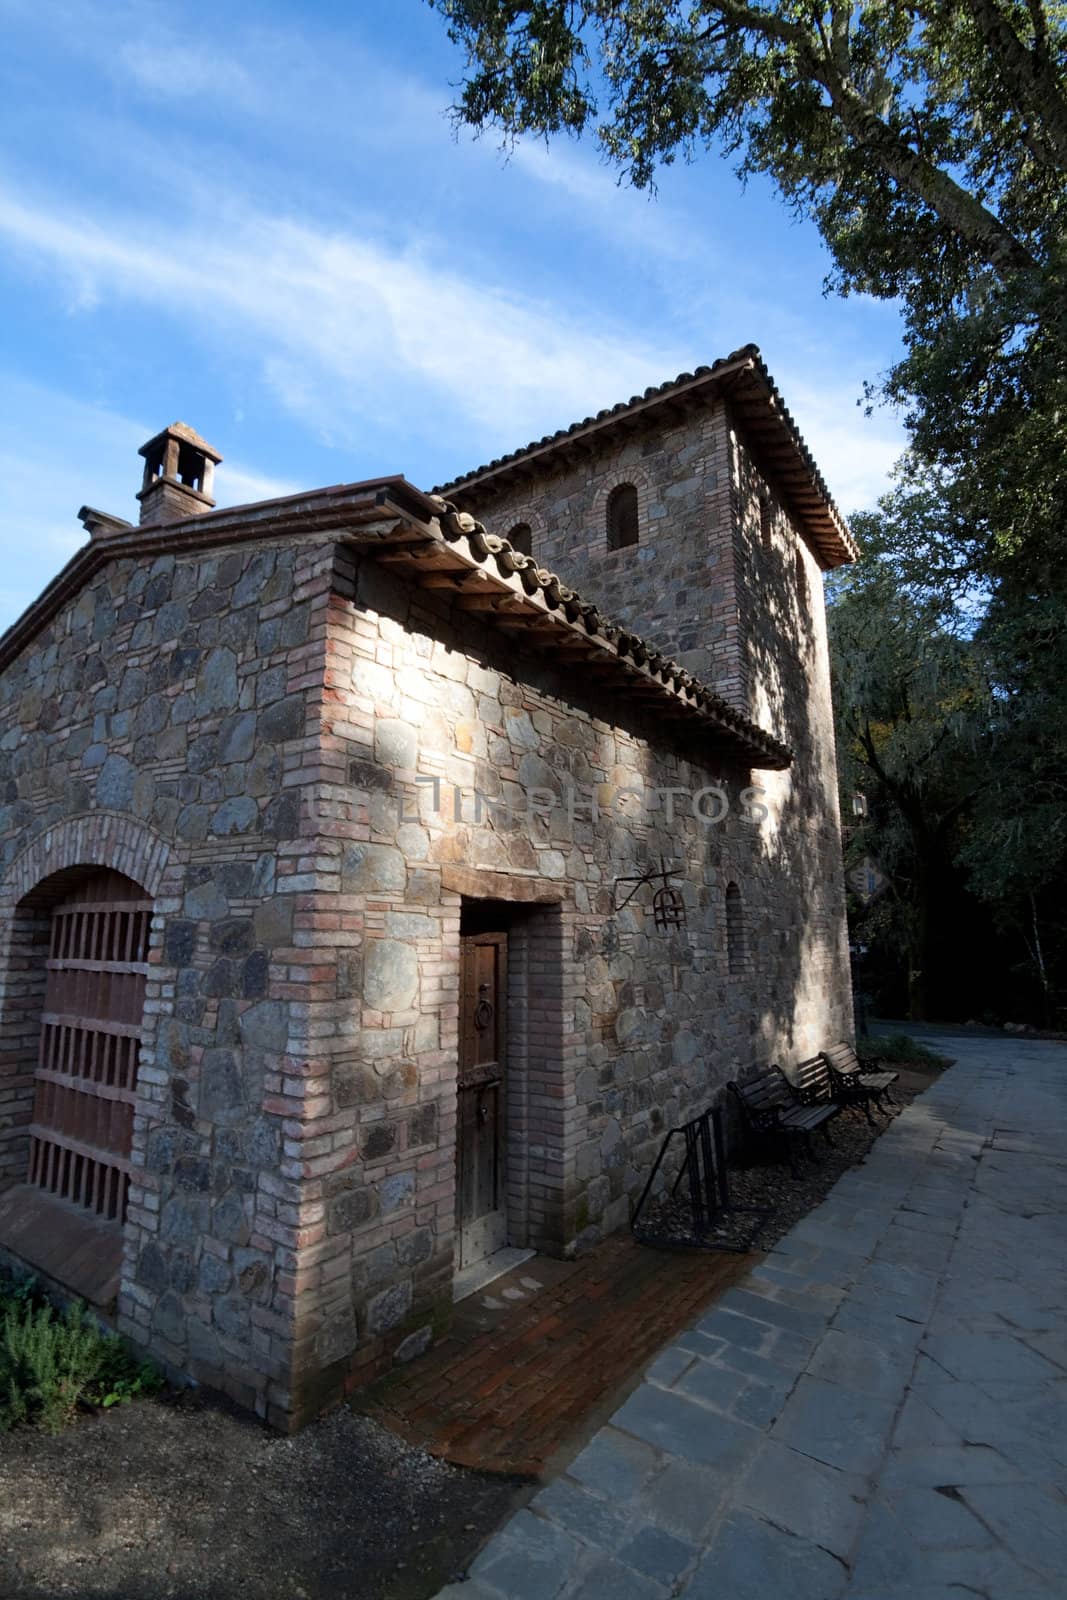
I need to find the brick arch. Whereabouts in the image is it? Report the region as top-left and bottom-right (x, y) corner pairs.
(2, 812), (171, 909)
(490, 504), (550, 558)
(0, 814), (170, 1200)
(590, 466), (653, 550)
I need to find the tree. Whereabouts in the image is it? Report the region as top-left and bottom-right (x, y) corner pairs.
(428, 2), (1067, 577)
(957, 587), (1067, 1024)
(830, 493), (1067, 1025)
(429, 3), (1063, 291)
(829, 513), (987, 1018)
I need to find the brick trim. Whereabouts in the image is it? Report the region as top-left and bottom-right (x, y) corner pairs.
(0, 815), (169, 1201)
(1, 813), (171, 908)
(590, 466), (653, 554)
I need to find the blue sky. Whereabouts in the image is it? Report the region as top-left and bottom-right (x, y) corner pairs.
(0, 0), (906, 631)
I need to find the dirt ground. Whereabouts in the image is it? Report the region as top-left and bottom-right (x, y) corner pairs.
(0, 1395), (523, 1600)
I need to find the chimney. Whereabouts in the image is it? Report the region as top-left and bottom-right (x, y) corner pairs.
(137, 422), (223, 526)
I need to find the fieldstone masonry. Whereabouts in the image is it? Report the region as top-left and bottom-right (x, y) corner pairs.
(0, 348), (855, 1427)
(456, 404), (738, 691)
(0, 536), (338, 1421)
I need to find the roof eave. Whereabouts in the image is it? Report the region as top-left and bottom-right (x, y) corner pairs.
(351, 505), (793, 771)
(0, 476), (438, 678)
(436, 346), (857, 569)
(0, 474), (792, 770)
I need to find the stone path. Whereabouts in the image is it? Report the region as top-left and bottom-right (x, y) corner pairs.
(436, 1037), (1067, 1599)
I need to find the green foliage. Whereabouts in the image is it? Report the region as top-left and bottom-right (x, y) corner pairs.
(830, 480), (1067, 1025)
(428, 3), (1066, 398)
(0, 1276), (162, 1434)
(858, 1032), (952, 1068)
(428, 2), (1067, 597)
(430, 1), (1064, 242)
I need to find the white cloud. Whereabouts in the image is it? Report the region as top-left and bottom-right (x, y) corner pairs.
(0, 182), (688, 461)
(221, 463), (301, 506)
(14, 0), (453, 160)
(91, 1), (713, 283)
(118, 39), (260, 107)
(1, 0), (900, 516)
(507, 139), (709, 268)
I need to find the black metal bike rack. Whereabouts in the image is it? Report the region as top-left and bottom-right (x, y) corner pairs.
(631, 1104), (770, 1253)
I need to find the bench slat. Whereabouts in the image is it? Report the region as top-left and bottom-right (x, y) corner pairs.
(819, 1041), (899, 1125)
(728, 1064), (840, 1175)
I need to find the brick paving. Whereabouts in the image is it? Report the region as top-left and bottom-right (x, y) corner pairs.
(360, 1237), (757, 1477)
(434, 1036), (1067, 1598)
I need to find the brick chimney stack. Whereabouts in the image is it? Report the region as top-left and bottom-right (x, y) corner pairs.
(137, 422), (222, 526)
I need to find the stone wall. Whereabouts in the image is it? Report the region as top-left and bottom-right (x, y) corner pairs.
(453, 401), (854, 1087)
(457, 402), (744, 696)
(299, 546), (852, 1414)
(732, 433), (853, 1048)
(0, 388), (853, 1428)
(0, 534), (336, 1423)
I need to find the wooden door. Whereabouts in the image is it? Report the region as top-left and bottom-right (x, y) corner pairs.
(26, 871), (150, 1224)
(456, 931), (508, 1270)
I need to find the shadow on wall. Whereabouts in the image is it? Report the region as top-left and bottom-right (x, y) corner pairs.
(355, 547), (851, 1201)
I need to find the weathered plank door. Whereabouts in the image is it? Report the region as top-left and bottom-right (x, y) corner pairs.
(456, 931), (508, 1270)
(26, 870), (150, 1224)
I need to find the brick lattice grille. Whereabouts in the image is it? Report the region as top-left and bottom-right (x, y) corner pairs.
(27, 872), (150, 1222)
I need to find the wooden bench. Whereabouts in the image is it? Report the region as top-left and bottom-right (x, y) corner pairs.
(821, 1041), (899, 1124)
(791, 1055), (835, 1106)
(727, 1065), (839, 1177)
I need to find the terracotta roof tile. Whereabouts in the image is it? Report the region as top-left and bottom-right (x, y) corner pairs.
(434, 345), (857, 568)
(372, 494), (793, 769)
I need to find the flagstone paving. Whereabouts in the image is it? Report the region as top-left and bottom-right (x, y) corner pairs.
(434, 1036), (1067, 1599)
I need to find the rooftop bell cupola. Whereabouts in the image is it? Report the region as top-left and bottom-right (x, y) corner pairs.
(137, 422), (222, 526)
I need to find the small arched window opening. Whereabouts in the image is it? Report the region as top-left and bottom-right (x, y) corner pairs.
(507, 522), (533, 557)
(795, 545), (810, 609)
(759, 493), (773, 551)
(606, 484), (639, 551)
(726, 882), (745, 975)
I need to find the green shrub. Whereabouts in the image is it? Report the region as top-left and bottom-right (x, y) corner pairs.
(0, 1283), (163, 1434)
(859, 1032), (952, 1068)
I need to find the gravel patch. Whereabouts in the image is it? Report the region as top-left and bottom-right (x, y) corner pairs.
(0, 1392), (522, 1599)
(635, 1065), (944, 1254)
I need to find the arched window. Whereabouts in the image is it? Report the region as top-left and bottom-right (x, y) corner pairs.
(795, 545), (809, 608)
(726, 882), (745, 975)
(26, 869), (150, 1224)
(507, 522), (533, 557)
(606, 484), (639, 550)
(759, 493), (773, 550)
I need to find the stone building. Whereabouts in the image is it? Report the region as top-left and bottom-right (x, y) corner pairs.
(0, 347), (856, 1428)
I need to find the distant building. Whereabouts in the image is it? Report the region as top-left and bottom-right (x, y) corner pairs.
(0, 347), (854, 1428)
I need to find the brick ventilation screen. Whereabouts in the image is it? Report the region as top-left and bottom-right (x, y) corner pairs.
(27, 872), (150, 1223)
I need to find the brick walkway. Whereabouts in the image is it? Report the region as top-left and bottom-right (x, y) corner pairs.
(361, 1236), (756, 1477)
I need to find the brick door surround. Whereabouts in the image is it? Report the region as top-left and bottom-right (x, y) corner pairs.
(449, 878), (572, 1260)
